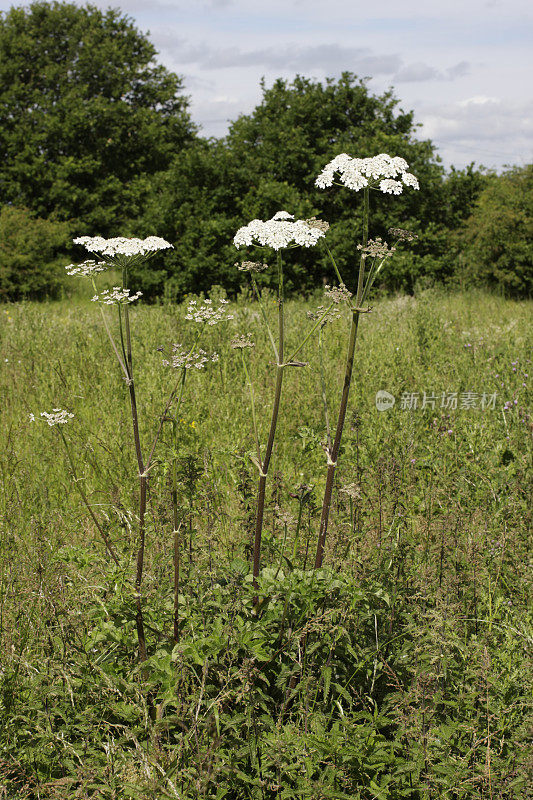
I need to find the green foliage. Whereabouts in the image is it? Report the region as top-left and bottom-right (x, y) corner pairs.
(0, 205), (70, 299)
(0, 1), (195, 233)
(146, 74), (493, 299)
(455, 164), (533, 296)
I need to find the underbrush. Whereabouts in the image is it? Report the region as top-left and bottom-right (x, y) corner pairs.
(0, 290), (531, 798)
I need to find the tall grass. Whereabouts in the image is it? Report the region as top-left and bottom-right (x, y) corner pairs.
(0, 289), (531, 799)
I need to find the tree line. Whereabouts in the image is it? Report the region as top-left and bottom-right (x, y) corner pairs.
(0, 1), (531, 300)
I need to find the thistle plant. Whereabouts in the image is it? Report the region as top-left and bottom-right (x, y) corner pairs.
(234, 212), (328, 595)
(313, 154), (419, 568)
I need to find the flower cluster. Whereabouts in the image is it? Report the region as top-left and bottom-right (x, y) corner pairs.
(234, 211), (327, 250)
(231, 334), (255, 349)
(315, 153), (419, 195)
(357, 237), (395, 259)
(40, 408), (74, 426)
(91, 287), (142, 305)
(185, 298), (234, 326)
(73, 236), (173, 258)
(236, 261), (269, 273)
(65, 259), (107, 277)
(388, 227), (419, 242)
(162, 344), (219, 370)
(307, 305), (341, 325)
(324, 283), (352, 304)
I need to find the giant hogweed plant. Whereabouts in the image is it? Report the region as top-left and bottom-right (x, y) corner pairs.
(36, 152), (419, 660)
(37, 236), (232, 664)
(312, 153), (419, 568)
(233, 154), (419, 579)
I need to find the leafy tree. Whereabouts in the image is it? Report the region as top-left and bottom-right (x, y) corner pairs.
(225, 73), (446, 293)
(148, 73), (472, 297)
(455, 164), (533, 296)
(0, 205), (70, 299)
(0, 1), (195, 233)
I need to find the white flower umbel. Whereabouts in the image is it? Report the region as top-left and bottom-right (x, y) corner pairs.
(185, 298), (234, 326)
(73, 236), (173, 258)
(316, 153), (419, 195)
(234, 211), (327, 250)
(40, 408), (74, 426)
(162, 344), (219, 370)
(65, 259), (107, 277)
(91, 287), (142, 305)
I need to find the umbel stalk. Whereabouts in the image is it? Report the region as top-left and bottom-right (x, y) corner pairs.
(252, 251), (285, 596)
(315, 187), (369, 569)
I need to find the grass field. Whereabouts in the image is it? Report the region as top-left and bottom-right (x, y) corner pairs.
(0, 289), (531, 799)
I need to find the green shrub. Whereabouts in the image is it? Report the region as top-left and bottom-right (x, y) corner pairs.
(0, 205), (70, 299)
(455, 164), (533, 296)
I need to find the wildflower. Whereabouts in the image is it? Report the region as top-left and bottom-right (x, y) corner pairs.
(357, 237), (395, 259)
(236, 261), (269, 273)
(274, 506), (296, 526)
(316, 153), (419, 194)
(324, 283), (352, 304)
(73, 236), (173, 258)
(40, 408), (74, 426)
(379, 179), (403, 195)
(307, 304), (341, 324)
(185, 298), (234, 325)
(162, 344), (219, 370)
(234, 211), (327, 250)
(91, 287), (142, 305)
(340, 483), (361, 501)
(388, 227), (418, 242)
(231, 334), (255, 349)
(65, 259), (107, 277)
(29, 413), (35, 422)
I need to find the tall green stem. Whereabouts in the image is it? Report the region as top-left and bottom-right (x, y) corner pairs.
(119, 266), (147, 663)
(314, 187), (369, 569)
(171, 369), (187, 643)
(252, 251), (285, 598)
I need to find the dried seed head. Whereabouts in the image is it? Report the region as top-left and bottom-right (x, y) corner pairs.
(304, 217), (330, 233)
(236, 261), (269, 273)
(357, 237), (395, 258)
(388, 227), (418, 242)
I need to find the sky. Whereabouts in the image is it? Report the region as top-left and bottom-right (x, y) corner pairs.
(4, 0), (533, 171)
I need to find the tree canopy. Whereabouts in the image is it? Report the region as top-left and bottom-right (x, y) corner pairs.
(0, 3), (526, 300)
(0, 1), (195, 232)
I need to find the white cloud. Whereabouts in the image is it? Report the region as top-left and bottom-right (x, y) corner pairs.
(420, 97), (533, 168)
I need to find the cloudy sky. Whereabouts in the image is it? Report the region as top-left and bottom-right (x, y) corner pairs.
(5, 0), (533, 170)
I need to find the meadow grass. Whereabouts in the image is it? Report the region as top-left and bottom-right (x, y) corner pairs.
(0, 289), (531, 799)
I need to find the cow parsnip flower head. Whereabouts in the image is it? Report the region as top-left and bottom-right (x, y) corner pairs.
(40, 408), (74, 427)
(91, 287), (142, 305)
(65, 259), (107, 277)
(73, 236), (173, 258)
(162, 344), (219, 370)
(316, 153), (419, 195)
(234, 211), (327, 250)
